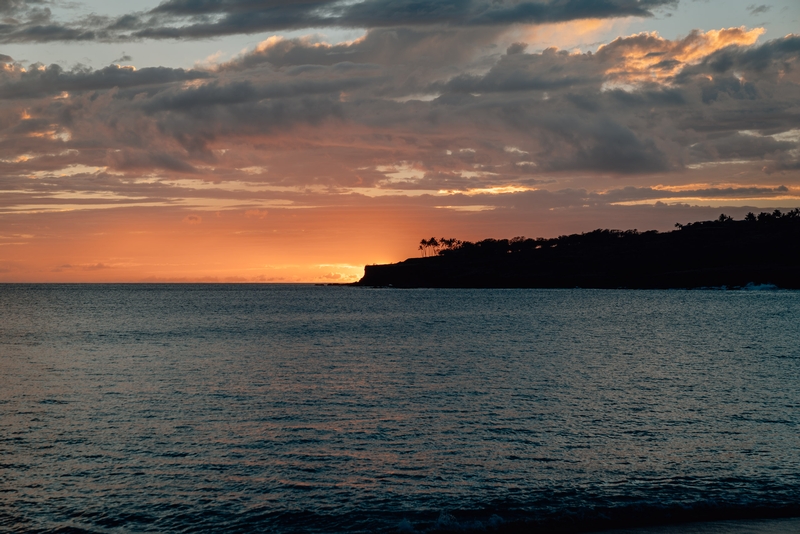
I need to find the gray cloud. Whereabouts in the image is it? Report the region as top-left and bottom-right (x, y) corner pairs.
(0, 0), (679, 43)
(0, 2), (107, 44)
(0, 0), (48, 13)
(127, 0), (677, 41)
(678, 35), (800, 77)
(1, 29), (798, 196)
(554, 119), (671, 174)
(690, 133), (795, 161)
(107, 149), (201, 174)
(0, 63), (210, 99)
(438, 47), (604, 93)
(219, 27), (502, 72)
(747, 4), (771, 16)
(140, 77), (372, 114)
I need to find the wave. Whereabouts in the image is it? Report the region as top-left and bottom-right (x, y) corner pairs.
(6, 497), (799, 533)
(395, 503), (800, 534)
(741, 282), (781, 291)
(692, 282), (784, 290)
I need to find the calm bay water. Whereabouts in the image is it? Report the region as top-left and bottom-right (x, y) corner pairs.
(1, 285), (799, 533)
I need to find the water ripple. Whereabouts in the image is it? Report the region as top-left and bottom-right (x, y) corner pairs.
(1, 285), (799, 533)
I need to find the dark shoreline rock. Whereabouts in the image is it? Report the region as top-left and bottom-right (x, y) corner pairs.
(356, 214), (800, 289)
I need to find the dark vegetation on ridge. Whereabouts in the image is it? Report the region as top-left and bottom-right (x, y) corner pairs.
(357, 210), (800, 289)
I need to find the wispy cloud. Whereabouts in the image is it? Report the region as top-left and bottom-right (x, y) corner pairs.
(748, 4), (772, 16)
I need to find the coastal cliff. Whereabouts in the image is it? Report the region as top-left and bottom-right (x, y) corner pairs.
(357, 211), (800, 289)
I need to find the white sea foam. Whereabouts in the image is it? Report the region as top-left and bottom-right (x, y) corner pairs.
(597, 517), (800, 534)
(741, 282), (780, 291)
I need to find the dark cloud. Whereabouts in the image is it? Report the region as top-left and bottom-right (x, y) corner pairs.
(148, 0), (332, 17)
(0, 63), (210, 99)
(140, 77), (371, 114)
(599, 185), (790, 203)
(0, 29), (798, 201)
(652, 58), (682, 70)
(107, 149), (200, 174)
(0, 0), (679, 43)
(0, 2), (108, 44)
(135, 0), (676, 39)
(0, 0), (48, 14)
(9, 117), (54, 135)
(533, 116), (671, 174)
(439, 46), (603, 93)
(506, 42), (528, 55)
(747, 4), (771, 16)
(1, 24), (99, 43)
(113, 53), (133, 63)
(678, 35), (800, 77)
(117, 0), (678, 40)
(219, 27), (500, 72)
(690, 133), (795, 161)
(146, 0), (678, 22)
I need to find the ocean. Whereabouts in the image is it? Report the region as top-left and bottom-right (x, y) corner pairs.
(1, 285), (799, 533)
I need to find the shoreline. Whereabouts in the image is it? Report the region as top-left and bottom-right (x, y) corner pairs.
(595, 517), (800, 533)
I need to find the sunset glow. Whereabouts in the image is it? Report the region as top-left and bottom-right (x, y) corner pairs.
(1, 0), (799, 281)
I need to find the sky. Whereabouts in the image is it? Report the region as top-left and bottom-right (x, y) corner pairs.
(1, 0), (799, 282)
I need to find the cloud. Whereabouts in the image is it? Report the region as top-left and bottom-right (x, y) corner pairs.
(677, 33), (800, 77)
(0, 63), (210, 99)
(0, 0), (679, 43)
(121, 0), (679, 41)
(551, 118), (671, 174)
(106, 150), (200, 174)
(690, 132), (795, 161)
(597, 26), (765, 84)
(245, 209), (268, 219)
(82, 262), (111, 271)
(0, 28), (798, 214)
(0, 2), (105, 44)
(747, 4), (771, 16)
(473, 184), (797, 211)
(440, 46), (604, 93)
(218, 28), (500, 72)
(113, 53), (133, 63)
(4, 4), (800, 282)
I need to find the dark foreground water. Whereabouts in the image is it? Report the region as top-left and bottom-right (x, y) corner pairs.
(1, 285), (799, 533)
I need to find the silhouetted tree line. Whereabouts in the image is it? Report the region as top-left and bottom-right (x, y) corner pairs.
(418, 237), (462, 257)
(421, 209), (800, 259)
(361, 210), (800, 288)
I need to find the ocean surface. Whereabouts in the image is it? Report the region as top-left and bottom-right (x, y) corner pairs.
(1, 284), (799, 533)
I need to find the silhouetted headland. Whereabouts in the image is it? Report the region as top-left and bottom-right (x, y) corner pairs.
(357, 210), (800, 289)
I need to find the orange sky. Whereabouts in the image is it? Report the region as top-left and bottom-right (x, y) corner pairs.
(2, 198), (788, 282)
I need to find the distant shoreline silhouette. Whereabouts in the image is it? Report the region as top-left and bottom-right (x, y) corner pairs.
(357, 210), (800, 289)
